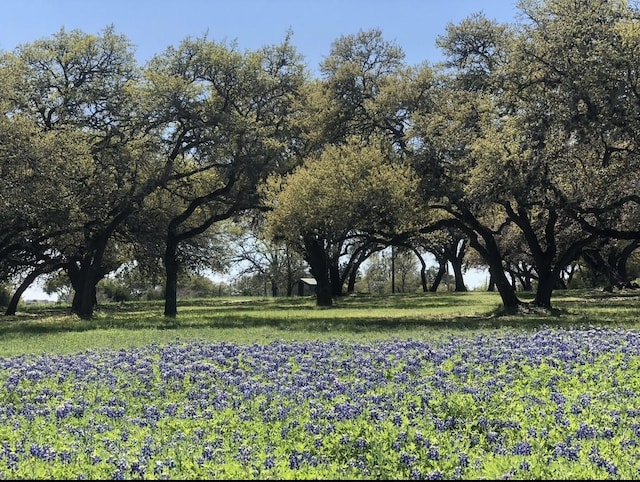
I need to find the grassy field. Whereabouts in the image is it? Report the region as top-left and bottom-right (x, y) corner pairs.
(2, 289), (640, 357)
(2, 289), (640, 479)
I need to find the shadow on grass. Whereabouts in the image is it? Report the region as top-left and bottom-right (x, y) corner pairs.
(2, 290), (639, 337)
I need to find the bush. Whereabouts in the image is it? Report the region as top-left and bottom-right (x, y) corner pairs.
(97, 278), (132, 302)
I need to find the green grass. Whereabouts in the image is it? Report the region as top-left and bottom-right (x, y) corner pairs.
(2, 289), (640, 357)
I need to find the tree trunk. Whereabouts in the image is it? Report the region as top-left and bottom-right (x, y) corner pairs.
(445, 239), (467, 292)
(487, 272), (495, 291)
(68, 254), (105, 320)
(616, 240), (640, 287)
(465, 225), (520, 312)
(5, 269), (42, 316)
(450, 257), (467, 292)
(429, 261), (446, 292)
(532, 268), (555, 310)
(71, 269), (99, 320)
(286, 252), (294, 296)
(489, 263), (520, 313)
(304, 236), (332, 307)
(164, 238), (179, 318)
(346, 262), (361, 294)
(519, 275), (533, 291)
(329, 262), (342, 297)
(411, 248), (428, 292)
(344, 249), (369, 295)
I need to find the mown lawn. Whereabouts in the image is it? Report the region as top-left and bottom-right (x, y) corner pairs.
(3, 289), (640, 356)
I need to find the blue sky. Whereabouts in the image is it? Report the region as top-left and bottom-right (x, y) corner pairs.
(2, 0), (521, 73)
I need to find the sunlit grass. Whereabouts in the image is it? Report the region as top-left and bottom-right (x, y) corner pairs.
(1, 289), (640, 357)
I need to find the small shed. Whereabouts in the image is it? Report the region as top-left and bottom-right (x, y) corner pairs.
(297, 277), (317, 296)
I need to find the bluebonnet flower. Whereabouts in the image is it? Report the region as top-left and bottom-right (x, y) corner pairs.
(553, 443), (580, 461)
(264, 456), (275, 470)
(428, 446), (440, 461)
(575, 422), (596, 439)
(304, 422), (321, 435)
(111, 458), (129, 480)
(620, 438), (638, 449)
(414, 431), (429, 448)
(600, 427), (614, 440)
(392, 413), (403, 426)
(588, 446), (618, 476)
(6, 452), (18, 470)
(289, 451), (303, 470)
(29, 443), (56, 462)
(130, 460), (146, 478)
(58, 451), (72, 464)
(501, 469), (516, 479)
(355, 437), (368, 449)
(399, 451), (417, 467)
(425, 470), (445, 480)
(511, 441), (532, 456)
(235, 445), (252, 465)
(409, 468), (423, 480)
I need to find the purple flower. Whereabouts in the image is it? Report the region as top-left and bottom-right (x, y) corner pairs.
(511, 441), (532, 456)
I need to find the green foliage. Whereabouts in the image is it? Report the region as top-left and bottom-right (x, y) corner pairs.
(0, 283), (11, 307)
(2, 1), (640, 319)
(178, 274), (231, 299)
(266, 138), (420, 245)
(97, 278), (133, 302)
(0, 292), (640, 478)
(42, 271), (73, 302)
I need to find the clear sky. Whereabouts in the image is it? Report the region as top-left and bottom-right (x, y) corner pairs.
(4, 0), (514, 299)
(2, 0), (522, 74)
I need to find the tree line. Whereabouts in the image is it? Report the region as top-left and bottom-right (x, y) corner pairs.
(1, 0), (639, 319)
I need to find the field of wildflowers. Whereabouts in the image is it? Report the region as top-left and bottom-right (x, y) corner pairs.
(1, 324), (640, 479)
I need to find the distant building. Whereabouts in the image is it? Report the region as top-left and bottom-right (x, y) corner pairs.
(297, 277), (317, 296)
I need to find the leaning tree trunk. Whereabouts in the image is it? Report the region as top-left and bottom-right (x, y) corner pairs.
(487, 273), (496, 292)
(429, 261), (446, 292)
(346, 262), (361, 294)
(466, 226), (520, 313)
(343, 249), (369, 295)
(616, 240), (640, 287)
(487, 262), (520, 313)
(5, 262), (65, 316)
(412, 248), (429, 292)
(5, 268), (43, 316)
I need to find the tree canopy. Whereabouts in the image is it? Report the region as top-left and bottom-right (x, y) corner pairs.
(2, 0), (640, 316)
